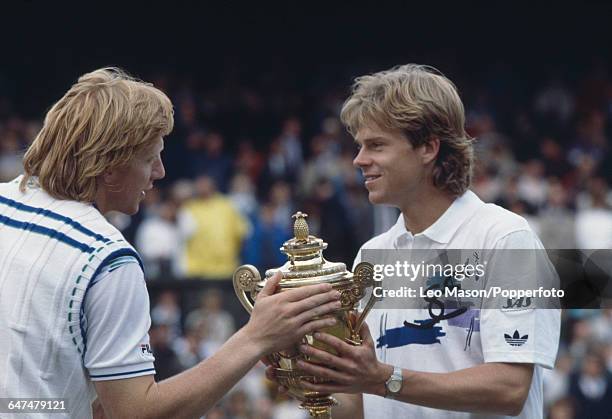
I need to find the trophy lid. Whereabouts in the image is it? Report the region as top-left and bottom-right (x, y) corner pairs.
(264, 211), (351, 287)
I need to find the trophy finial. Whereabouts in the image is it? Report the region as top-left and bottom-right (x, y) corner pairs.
(292, 211), (309, 242)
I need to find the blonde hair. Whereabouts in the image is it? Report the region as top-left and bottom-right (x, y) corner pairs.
(21, 67), (174, 202)
(341, 64), (474, 196)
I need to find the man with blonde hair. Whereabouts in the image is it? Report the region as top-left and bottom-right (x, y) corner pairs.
(284, 64), (561, 418)
(0, 68), (341, 418)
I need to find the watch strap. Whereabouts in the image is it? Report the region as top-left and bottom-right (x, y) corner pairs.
(384, 365), (403, 399)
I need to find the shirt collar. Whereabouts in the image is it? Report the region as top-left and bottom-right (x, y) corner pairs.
(395, 190), (484, 244)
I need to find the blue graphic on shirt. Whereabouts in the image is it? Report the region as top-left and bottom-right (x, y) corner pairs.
(376, 261), (484, 350)
(377, 319), (446, 348)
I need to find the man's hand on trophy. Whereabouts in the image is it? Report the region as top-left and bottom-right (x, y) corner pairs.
(294, 321), (393, 397)
(244, 271), (342, 355)
(263, 362), (289, 394)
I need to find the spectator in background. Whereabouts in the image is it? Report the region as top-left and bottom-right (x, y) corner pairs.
(311, 178), (356, 264)
(568, 110), (608, 169)
(568, 318), (594, 361)
(178, 175), (248, 279)
(260, 138), (295, 195)
(344, 181), (375, 252)
(497, 176), (541, 235)
(278, 117), (304, 176)
(268, 180), (294, 234)
(543, 351), (573, 409)
(235, 138), (265, 184)
(150, 291), (182, 341)
(539, 137), (573, 180)
(533, 77), (575, 137)
(175, 94), (200, 133)
(568, 348), (612, 419)
(299, 126), (343, 198)
(242, 203), (291, 272)
(149, 323), (183, 381)
(572, 154), (599, 194)
(589, 309), (612, 346)
(482, 138), (518, 182)
(185, 288), (235, 351)
(163, 95), (199, 181)
(114, 183), (164, 246)
(517, 159), (548, 209)
(135, 200), (180, 279)
(196, 131), (233, 192)
(173, 323), (205, 370)
(229, 172), (258, 220)
(538, 179), (576, 249)
(472, 164), (504, 204)
(185, 129), (208, 178)
(169, 178), (195, 207)
(575, 176), (612, 249)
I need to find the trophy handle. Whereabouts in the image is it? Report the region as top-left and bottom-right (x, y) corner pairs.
(352, 262), (380, 335)
(232, 264), (261, 314)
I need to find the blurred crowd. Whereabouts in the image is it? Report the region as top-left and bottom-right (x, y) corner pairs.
(1, 63), (611, 418)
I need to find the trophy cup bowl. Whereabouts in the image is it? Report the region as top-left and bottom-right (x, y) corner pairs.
(233, 212), (378, 419)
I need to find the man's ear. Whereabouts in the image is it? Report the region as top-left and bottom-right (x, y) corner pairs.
(420, 137), (440, 165)
(101, 167), (119, 185)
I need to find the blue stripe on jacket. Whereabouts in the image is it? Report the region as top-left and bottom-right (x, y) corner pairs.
(0, 195), (110, 243)
(0, 213), (96, 253)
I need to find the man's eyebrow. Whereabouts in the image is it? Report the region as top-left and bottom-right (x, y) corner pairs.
(356, 136), (388, 144)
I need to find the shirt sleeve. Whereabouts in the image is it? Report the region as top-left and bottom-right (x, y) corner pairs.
(480, 230), (561, 369)
(83, 258), (156, 381)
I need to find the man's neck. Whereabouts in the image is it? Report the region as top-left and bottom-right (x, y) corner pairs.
(94, 190), (108, 214)
(399, 187), (456, 235)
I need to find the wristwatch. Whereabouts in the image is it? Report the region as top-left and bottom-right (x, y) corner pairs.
(384, 365), (403, 399)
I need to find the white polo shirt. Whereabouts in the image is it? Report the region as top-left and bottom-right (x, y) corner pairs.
(356, 190), (561, 419)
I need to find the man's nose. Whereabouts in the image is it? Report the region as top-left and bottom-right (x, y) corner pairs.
(353, 148), (370, 168)
(154, 159), (166, 180)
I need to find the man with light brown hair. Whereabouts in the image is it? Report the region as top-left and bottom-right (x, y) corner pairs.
(277, 64), (560, 418)
(0, 68), (341, 418)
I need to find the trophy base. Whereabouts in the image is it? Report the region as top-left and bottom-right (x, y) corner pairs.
(300, 395), (337, 419)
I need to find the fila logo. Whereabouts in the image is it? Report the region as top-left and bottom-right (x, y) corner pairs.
(140, 344), (153, 355)
(504, 330), (528, 347)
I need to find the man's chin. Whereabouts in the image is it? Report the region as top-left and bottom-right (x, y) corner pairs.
(129, 205), (140, 215)
(368, 192), (398, 208)
(368, 192), (387, 205)
(121, 204), (140, 216)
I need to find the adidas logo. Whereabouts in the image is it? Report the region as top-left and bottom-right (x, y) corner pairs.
(504, 330), (528, 347)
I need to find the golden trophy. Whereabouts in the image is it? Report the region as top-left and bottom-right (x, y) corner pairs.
(233, 211), (378, 418)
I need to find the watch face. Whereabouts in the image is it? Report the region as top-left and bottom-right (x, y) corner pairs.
(388, 380), (401, 393)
